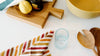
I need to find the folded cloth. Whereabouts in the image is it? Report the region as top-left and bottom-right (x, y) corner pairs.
(0, 31), (54, 56)
(0, 0), (25, 11)
(0, 0), (53, 11)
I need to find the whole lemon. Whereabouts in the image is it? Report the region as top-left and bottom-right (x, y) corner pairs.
(19, 1), (32, 14)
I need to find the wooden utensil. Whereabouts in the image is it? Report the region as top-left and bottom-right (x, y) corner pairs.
(90, 28), (100, 56)
(6, 0), (64, 28)
(77, 29), (98, 56)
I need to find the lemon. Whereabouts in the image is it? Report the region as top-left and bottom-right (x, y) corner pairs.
(19, 1), (32, 14)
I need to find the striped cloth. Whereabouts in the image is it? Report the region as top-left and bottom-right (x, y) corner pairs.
(0, 31), (54, 56)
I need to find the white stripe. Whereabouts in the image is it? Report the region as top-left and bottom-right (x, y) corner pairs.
(45, 49), (49, 51)
(31, 45), (48, 47)
(42, 37), (52, 39)
(31, 53), (42, 55)
(37, 41), (50, 43)
(21, 53), (43, 56)
(20, 54), (29, 56)
(24, 49), (46, 52)
(43, 52), (51, 56)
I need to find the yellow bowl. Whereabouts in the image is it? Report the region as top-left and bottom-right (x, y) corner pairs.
(66, 0), (100, 19)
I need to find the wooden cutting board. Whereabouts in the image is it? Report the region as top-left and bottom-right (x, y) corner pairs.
(6, 0), (64, 28)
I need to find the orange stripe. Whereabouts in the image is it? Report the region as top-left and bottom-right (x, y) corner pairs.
(40, 39), (51, 41)
(27, 40), (31, 49)
(46, 35), (53, 37)
(34, 43), (49, 45)
(37, 36), (40, 41)
(0, 51), (5, 56)
(32, 38), (36, 45)
(47, 54), (51, 56)
(46, 32), (48, 35)
(14, 45), (18, 56)
(19, 43), (23, 55)
(43, 50), (49, 54)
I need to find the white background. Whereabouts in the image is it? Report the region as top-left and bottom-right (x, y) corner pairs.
(0, 0), (100, 56)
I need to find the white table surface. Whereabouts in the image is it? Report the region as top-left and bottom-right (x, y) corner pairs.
(0, 0), (100, 56)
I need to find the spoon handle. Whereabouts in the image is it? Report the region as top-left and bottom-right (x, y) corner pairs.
(92, 48), (98, 56)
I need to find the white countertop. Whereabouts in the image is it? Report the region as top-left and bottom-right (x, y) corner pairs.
(0, 0), (100, 56)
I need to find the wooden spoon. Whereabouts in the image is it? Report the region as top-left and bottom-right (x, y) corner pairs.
(90, 28), (100, 56)
(77, 29), (98, 56)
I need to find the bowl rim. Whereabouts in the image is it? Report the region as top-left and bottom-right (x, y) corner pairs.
(67, 0), (100, 13)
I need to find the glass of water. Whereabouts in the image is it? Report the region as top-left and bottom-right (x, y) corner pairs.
(55, 28), (69, 49)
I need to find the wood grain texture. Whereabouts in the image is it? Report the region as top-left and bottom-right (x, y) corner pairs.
(90, 28), (100, 56)
(6, 0), (64, 28)
(77, 30), (98, 56)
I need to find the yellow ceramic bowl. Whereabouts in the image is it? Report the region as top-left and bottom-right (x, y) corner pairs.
(66, 0), (100, 19)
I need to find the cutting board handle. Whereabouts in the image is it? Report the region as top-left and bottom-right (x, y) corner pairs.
(50, 8), (64, 19)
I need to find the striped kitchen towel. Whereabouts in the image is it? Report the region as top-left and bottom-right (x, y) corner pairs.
(0, 31), (54, 56)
